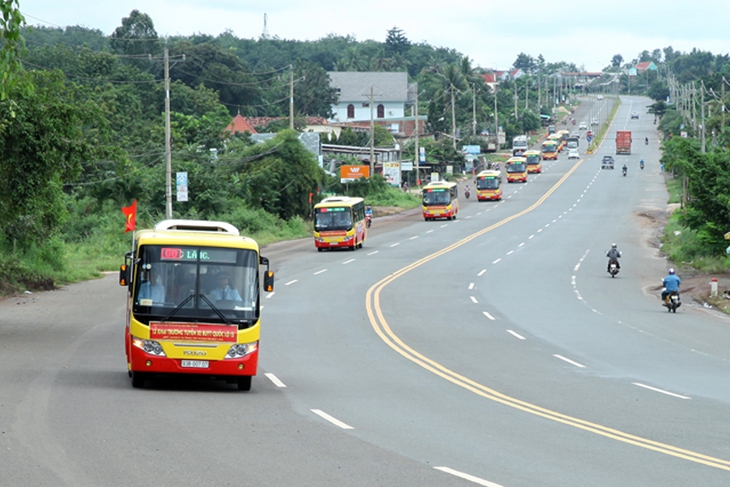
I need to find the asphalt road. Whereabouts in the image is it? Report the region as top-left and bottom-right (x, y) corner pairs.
(2, 96), (730, 487)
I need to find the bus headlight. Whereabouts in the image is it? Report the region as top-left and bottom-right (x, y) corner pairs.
(132, 338), (166, 356)
(226, 341), (258, 359)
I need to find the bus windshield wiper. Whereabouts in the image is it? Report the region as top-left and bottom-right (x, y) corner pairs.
(162, 293), (232, 326)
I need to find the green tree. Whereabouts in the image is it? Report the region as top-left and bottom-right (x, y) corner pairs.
(110, 10), (161, 68)
(294, 60), (337, 118)
(385, 27), (410, 57)
(611, 54), (624, 68)
(0, 0), (26, 100)
(0, 70), (114, 248)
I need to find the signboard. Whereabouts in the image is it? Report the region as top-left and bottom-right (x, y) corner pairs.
(419, 147), (426, 163)
(176, 172), (188, 202)
(463, 145), (480, 155)
(382, 162), (401, 186)
(401, 162), (413, 171)
(340, 165), (370, 183)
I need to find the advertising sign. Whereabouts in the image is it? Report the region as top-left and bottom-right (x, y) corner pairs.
(176, 171), (188, 202)
(340, 165), (370, 183)
(382, 162), (401, 186)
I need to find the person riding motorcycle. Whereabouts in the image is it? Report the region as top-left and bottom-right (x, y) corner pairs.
(661, 268), (681, 302)
(640, 159), (645, 170)
(622, 164), (628, 176)
(606, 243), (621, 272)
(464, 184), (471, 198)
(645, 137), (649, 145)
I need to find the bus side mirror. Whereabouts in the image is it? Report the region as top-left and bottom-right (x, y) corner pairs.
(119, 264), (129, 287)
(263, 271), (274, 292)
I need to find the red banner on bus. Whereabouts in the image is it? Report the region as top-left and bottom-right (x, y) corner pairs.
(149, 322), (238, 342)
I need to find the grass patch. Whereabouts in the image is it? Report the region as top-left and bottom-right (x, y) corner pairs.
(660, 211), (730, 273)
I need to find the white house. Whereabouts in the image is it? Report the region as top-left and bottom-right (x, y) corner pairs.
(327, 72), (415, 124)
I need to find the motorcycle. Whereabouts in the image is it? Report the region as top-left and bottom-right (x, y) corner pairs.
(608, 261), (619, 278)
(645, 138), (649, 145)
(664, 291), (681, 313)
(622, 166), (627, 177)
(365, 214), (372, 228)
(640, 160), (645, 170)
(465, 189), (471, 199)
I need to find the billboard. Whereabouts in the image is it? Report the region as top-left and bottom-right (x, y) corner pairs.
(340, 165), (370, 183)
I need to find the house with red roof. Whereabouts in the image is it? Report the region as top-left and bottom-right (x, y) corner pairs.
(225, 114), (258, 135)
(634, 61), (658, 73)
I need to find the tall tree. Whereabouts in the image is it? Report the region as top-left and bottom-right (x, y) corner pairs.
(110, 10), (161, 68)
(385, 27), (410, 57)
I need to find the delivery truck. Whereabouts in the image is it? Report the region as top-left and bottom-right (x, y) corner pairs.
(616, 131), (632, 155)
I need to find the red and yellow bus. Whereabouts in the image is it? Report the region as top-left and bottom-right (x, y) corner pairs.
(542, 140), (559, 160)
(119, 219), (275, 391)
(422, 180), (459, 220)
(475, 169), (502, 201)
(524, 150), (542, 173)
(505, 157), (528, 183)
(313, 196), (367, 251)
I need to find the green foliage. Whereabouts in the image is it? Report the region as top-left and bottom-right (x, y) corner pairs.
(0, 0), (26, 100)
(0, 70), (115, 248)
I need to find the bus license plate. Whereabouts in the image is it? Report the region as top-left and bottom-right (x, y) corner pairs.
(181, 360), (209, 368)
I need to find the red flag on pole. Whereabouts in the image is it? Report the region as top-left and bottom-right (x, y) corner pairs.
(122, 200), (137, 233)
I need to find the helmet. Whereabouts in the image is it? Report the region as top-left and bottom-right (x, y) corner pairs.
(611, 243), (617, 248)
(668, 268), (675, 275)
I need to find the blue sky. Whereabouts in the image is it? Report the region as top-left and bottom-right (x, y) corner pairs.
(19, 0), (729, 72)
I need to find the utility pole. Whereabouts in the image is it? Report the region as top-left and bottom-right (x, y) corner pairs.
(494, 85), (499, 151)
(369, 85), (375, 177)
(701, 82), (706, 153)
(451, 84), (457, 150)
(472, 84), (477, 137)
(164, 41), (172, 219)
(415, 90), (420, 187)
(289, 65), (294, 130)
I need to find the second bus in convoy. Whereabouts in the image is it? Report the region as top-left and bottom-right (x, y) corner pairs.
(475, 170), (502, 201)
(505, 157), (528, 183)
(119, 219), (275, 391)
(524, 150), (542, 173)
(422, 180), (459, 220)
(313, 196), (367, 251)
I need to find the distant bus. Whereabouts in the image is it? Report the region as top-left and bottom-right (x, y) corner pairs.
(512, 135), (529, 156)
(523, 150), (542, 174)
(505, 157), (528, 183)
(313, 196), (367, 251)
(422, 180), (459, 221)
(475, 170), (502, 201)
(542, 140), (558, 160)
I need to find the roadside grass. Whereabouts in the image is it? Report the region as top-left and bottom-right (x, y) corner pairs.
(587, 96), (621, 154)
(664, 174), (682, 204)
(660, 211), (730, 274)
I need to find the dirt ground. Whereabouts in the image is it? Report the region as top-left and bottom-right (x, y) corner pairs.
(635, 206), (730, 314)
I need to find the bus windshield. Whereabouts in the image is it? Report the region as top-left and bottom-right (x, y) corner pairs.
(133, 245), (260, 324)
(477, 178), (500, 189)
(423, 189), (451, 206)
(506, 164), (526, 173)
(314, 207), (352, 231)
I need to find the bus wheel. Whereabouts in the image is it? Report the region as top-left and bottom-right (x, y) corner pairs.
(131, 371), (147, 389)
(237, 376), (252, 391)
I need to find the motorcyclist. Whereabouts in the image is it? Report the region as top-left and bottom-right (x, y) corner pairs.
(606, 243), (621, 272)
(661, 268), (681, 302)
(622, 164), (628, 176)
(365, 205), (373, 219)
(465, 184), (471, 198)
(645, 137), (649, 145)
(640, 159), (645, 169)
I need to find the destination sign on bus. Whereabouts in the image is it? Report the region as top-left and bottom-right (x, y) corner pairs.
(316, 207), (346, 213)
(159, 247), (238, 263)
(425, 188), (447, 192)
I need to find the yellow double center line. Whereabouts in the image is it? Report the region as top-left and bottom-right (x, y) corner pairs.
(365, 159), (730, 471)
